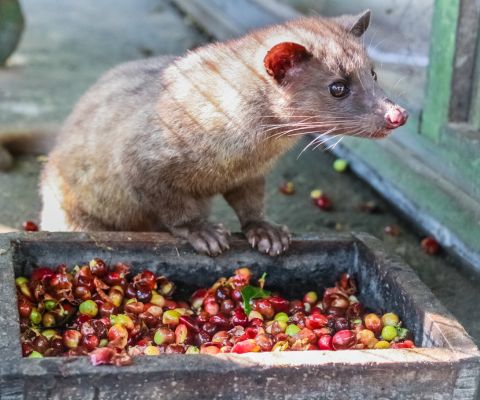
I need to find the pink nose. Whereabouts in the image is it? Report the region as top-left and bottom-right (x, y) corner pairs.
(385, 107), (408, 129)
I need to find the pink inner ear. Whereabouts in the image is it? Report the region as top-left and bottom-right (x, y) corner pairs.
(264, 42), (311, 83)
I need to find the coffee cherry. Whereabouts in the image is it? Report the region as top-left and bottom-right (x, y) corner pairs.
(150, 291), (165, 307)
(274, 312), (289, 323)
(83, 334), (100, 351)
(42, 312), (56, 328)
(163, 310), (181, 326)
(381, 312), (399, 327)
(317, 334), (333, 350)
(364, 313), (382, 335)
(333, 159), (348, 173)
(231, 339), (260, 354)
(254, 299), (274, 319)
(185, 345), (200, 354)
(79, 300), (98, 317)
(381, 325), (398, 342)
(28, 351), (43, 358)
(314, 195), (332, 210)
(421, 237), (440, 255)
(384, 225), (400, 236)
(332, 330), (356, 350)
(231, 308), (248, 327)
(63, 330), (82, 349)
(144, 345), (160, 356)
(279, 181), (295, 195)
(107, 324), (128, 348)
(310, 189), (322, 199)
(89, 258), (107, 277)
(285, 324), (301, 336)
(29, 308), (42, 325)
(23, 221), (39, 232)
(154, 327), (175, 345)
(74, 285), (92, 301)
(374, 340), (390, 349)
(303, 291), (318, 304)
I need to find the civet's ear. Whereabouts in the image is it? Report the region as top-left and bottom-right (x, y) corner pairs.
(346, 10), (371, 37)
(263, 42), (312, 83)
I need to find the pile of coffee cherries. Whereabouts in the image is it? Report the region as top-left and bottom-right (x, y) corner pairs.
(17, 261), (414, 365)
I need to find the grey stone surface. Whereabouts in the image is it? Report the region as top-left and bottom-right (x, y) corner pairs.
(0, 0), (205, 134)
(0, 231), (479, 399)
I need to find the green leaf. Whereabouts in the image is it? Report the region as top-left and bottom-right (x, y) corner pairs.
(396, 327), (409, 340)
(241, 285), (271, 315)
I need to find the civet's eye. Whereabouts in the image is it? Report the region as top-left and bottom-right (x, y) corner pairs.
(328, 81), (349, 98)
(371, 69), (377, 81)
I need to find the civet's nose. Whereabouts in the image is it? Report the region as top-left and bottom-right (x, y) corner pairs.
(385, 107), (408, 129)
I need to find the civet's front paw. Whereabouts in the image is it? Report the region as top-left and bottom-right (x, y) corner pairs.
(185, 223), (230, 257)
(243, 221), (291, 256)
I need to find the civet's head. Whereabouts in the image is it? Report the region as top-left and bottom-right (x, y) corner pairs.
(263, 10), (408, 138)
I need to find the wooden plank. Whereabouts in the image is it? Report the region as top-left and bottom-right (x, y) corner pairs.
(172, 0), (283, 40)
(449, 0), (480, 122)
(420, 0), (460, 140)
(470, 24), (480, 129)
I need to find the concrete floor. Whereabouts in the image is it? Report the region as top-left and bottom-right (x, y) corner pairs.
(1, 0), (480, 348)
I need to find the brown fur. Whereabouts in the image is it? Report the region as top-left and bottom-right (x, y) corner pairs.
(40, 11), (407, 256)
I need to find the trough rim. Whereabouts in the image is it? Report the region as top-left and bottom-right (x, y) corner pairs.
(0, 230), (479, 380)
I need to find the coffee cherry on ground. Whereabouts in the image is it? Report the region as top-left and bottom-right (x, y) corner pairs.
(28, 351), (43, 358)
(359, 201), (382, 214)
(310, 189), (322, 199)
(333, 159), (348, 173)
(314, 195), (332, 210)
(384, 224), (400, 237)
(421, 236), (440, 255)
(279, 181), (295, 195)
(23, 221), (39, 232)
